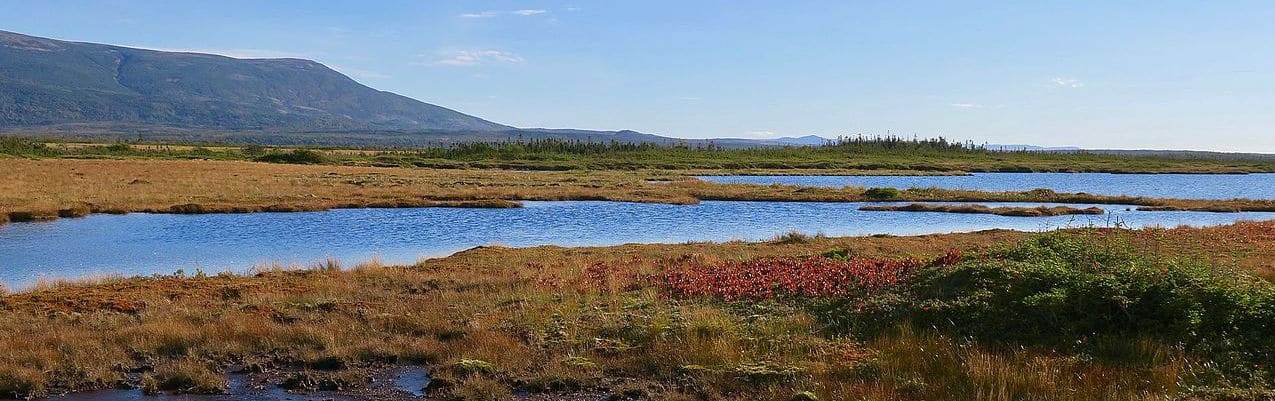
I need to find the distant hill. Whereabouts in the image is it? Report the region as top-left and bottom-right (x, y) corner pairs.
(985, 144), (1082, 152)
(769, 135), (831, 146)
(0, 30), (510, 132)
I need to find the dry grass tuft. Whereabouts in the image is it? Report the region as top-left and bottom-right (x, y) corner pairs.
(141, 360), (227, 395)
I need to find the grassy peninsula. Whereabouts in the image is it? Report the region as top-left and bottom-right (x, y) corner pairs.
(2, 223), (1274, 400)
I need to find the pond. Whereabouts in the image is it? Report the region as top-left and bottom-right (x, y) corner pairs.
(2, 201), (1271, 289)
(697, 173), (1275, 199)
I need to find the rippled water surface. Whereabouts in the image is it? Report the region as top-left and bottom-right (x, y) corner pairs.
(698, 173), (1275, 199)
(2, 201), (1271, 288)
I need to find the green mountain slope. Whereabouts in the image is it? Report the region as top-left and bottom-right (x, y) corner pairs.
(0, 30), (510, 132)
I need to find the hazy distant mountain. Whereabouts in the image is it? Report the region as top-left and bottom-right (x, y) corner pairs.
(768, 135), (831, 146)
(985, 144), (1082, 151)
(0, 30), (510, 132)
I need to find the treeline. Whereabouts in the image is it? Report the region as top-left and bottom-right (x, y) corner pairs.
(826, 135), (984, 153)
(3, 135), (1272, 173)
(410, 139), (703, 158)
(0, 137), (59, 157)
(373, 135), (992, 158)
(0, 134), (1057, 159)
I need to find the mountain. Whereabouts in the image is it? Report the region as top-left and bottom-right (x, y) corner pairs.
(985, 144), (1082, 151)
(768, 135), (831, 146)
(0, 30), (510, 132)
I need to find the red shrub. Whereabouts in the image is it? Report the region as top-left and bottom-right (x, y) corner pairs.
(654, 251), (962, 301)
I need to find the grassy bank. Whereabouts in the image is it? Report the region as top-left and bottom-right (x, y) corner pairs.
(4, 136), (1273, 174)
(860, 203), (1107, 217)
(2, 223), (1274, 400)
(2, 159), (1274, 225)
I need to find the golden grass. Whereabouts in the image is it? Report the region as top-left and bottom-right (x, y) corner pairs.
(1, 224), (1272, 399)
(2, 159), (1272, 225)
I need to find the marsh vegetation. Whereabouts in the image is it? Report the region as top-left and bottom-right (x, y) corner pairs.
(1, 223), (1273, 400)
(4, 136), (1273, 173)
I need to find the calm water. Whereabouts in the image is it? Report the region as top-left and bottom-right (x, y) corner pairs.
(49, 369), (428, 401)
(2, 201), (1271, 289)
(698, 173), (1275, 199)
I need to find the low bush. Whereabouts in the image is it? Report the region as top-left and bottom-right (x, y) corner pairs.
(825, 232), (1275, 384)
(863, 187), (900, 200)
(255, 149), (327, 164)
(455, 359), (496, 375)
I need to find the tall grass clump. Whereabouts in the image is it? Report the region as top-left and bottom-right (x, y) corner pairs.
(0, 369), (46, 399)
(141, 360), (227, 395)
(772, 230), (821, 244)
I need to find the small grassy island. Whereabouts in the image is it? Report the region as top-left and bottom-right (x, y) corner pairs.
(860, 203), (1107, 217)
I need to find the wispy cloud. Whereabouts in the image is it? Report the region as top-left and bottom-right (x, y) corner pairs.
(1052, 77), (1084, 88)
(459, 10), (500, 18)
(430, 50), (525, 67)
(460, 9), (548, 18)
(949, 103), (1006, 110)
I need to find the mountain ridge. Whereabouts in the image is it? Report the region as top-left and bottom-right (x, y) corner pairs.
(0, 30), (511, 132)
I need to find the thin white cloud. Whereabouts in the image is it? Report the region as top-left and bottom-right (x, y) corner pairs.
(1053, 77), (1084, 88)
(459, 11), (501, 18)
(459, 9), (548, 18)
(431, 50), (525, 67)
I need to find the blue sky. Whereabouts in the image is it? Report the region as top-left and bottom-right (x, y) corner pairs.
(3, 1), (1272, 152)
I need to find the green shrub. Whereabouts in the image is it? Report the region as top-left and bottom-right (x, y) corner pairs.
(255, 149), (327, 164)
(0, 137), (53, 157)
(813, 231), (1275, 384)
(864, 187), (900, 200)
(454, 359), (496, 375)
